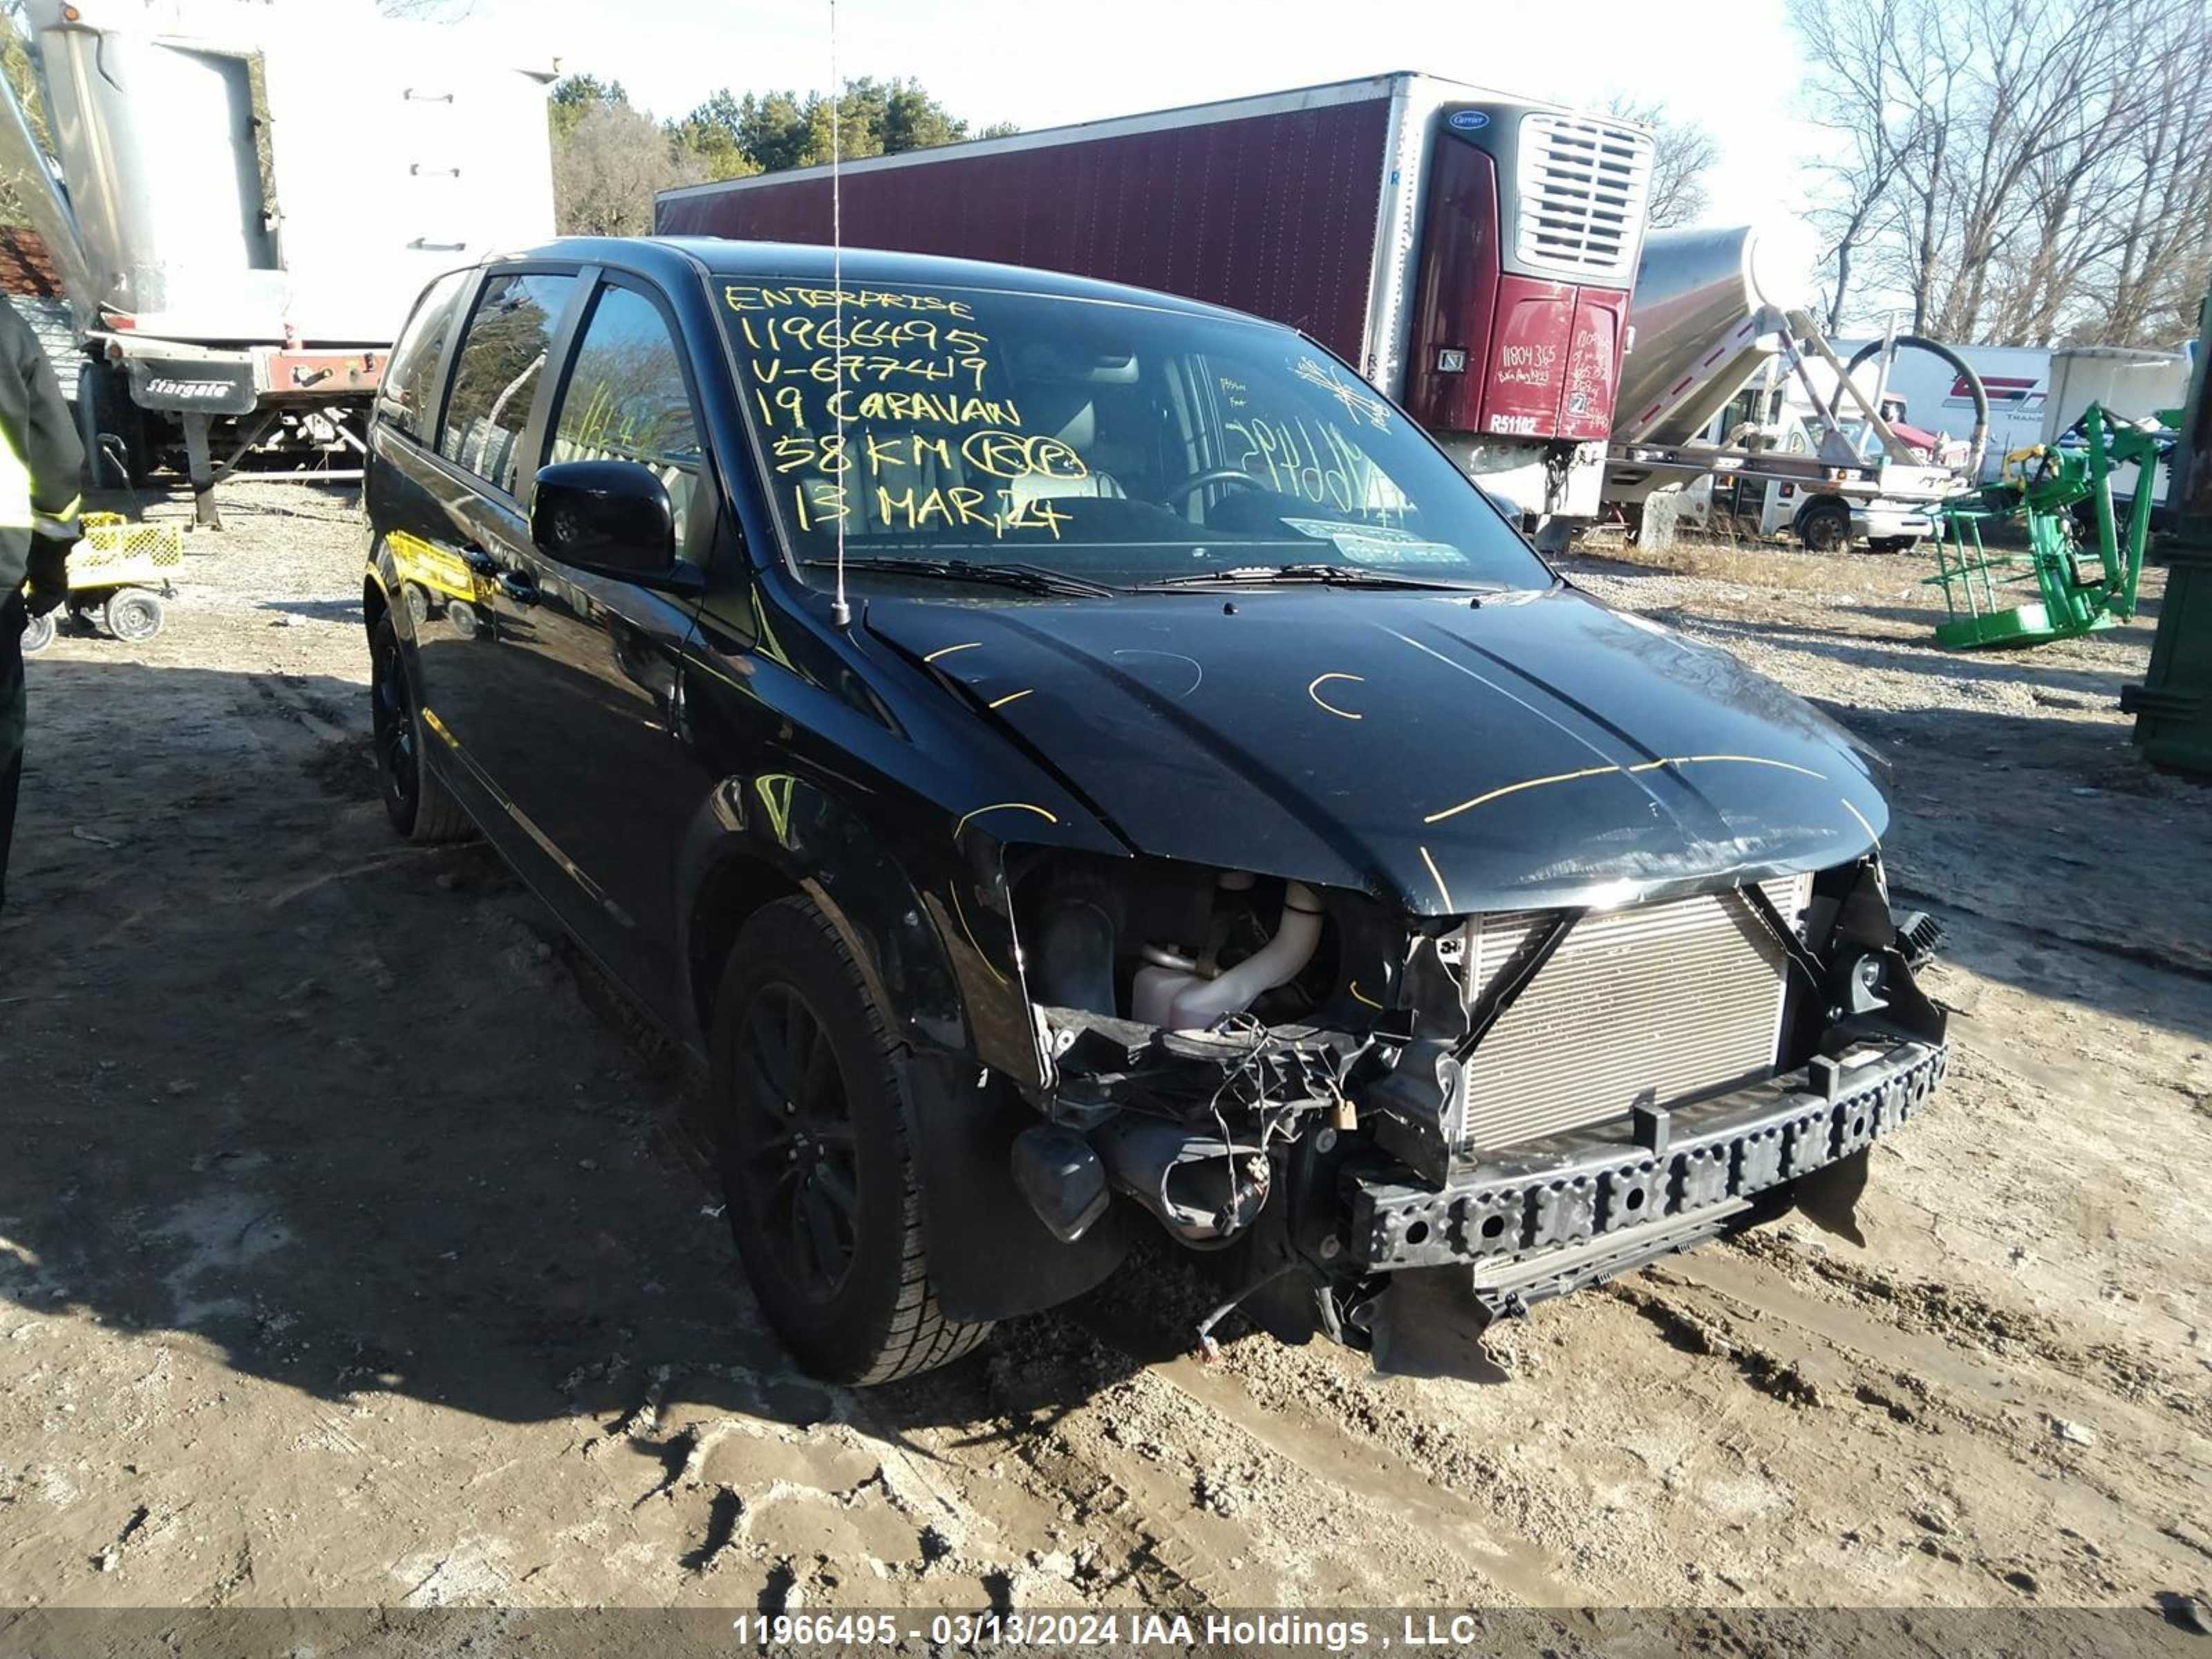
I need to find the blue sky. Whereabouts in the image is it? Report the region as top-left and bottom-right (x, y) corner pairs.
(490, 0), (1825, 238)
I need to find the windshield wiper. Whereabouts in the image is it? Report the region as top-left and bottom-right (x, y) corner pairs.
(1133, 562), (1499, 593)
(801, 556), (1120, 598)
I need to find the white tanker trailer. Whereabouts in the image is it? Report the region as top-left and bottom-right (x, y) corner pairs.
(1606, 225), (1987, 551)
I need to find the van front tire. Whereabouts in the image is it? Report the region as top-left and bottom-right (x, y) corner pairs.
(712, 895), (990, 1385)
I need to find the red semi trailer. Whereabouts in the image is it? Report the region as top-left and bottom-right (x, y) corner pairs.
(655, 74), (1655, 542)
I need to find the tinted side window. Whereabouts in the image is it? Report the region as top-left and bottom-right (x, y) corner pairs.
(438, 272), (577, 494)
(546, 283), (706, 563)
(380, 269), (468, 444)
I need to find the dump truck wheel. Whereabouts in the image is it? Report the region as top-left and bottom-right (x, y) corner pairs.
(369, 615), (474, 843)
(21, 611), (54, 656)
(713, 895), (991, 1385)
(76, 363), (149, 489)
(104, 588), (165, 643)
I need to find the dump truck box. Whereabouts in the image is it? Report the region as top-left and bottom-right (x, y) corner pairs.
(2, 0), (555, 518)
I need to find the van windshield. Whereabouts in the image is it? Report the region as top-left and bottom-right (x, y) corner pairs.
(720, 281), (1550, 592)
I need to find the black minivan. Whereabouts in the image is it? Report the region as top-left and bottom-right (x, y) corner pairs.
(363, 238), (1948, 1383)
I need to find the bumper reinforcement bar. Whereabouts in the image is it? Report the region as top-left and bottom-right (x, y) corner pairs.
(1342, 1032), (1949, 1302)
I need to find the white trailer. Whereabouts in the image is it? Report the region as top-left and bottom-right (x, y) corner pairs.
(1826, 341), (2191, 501)
(2040, 344), (2192, 506)
(1, 0), (556, 523)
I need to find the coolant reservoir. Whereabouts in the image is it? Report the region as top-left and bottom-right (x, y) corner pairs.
(1132, 946), (1200, 1029)
(1167, 881), (1322, 1029)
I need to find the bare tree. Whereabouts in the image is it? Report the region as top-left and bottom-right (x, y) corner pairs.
(0, 1), (46, 160)
(1792, 0), (2212, 347)
(552, 100), (701, 238)
(1794, 0), (1903, 328)
(1604, 95), (1718, 229)
(2063, 3), (2212, 344)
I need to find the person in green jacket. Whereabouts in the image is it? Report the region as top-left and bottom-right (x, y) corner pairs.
(1, 301), (85, 915)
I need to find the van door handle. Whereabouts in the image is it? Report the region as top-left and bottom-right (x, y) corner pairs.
(497, 570), (539, 606)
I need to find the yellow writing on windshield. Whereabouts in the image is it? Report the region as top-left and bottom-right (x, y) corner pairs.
(872, 485), (1071, 537)
(788, 475), (1074, 540)
(776, 427), (1086, 483)
(752, 354), (991, 391)
(958, 431), (1087, 481)
(1293, 355), (1392, 431)
(734, 285), (1098, 543)
(731, 312), (987, 356)
(725, 285), (975, 318)
(749, 383), (1028, 435)
(1228, 415), (1401, 521)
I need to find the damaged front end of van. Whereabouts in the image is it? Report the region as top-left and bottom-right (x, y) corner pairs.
(876, 587), (1950, 1354)
(1006, 848), (1946, 1351)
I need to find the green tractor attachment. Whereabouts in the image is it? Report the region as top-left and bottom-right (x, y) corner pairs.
(1926, 402), (2172, 650)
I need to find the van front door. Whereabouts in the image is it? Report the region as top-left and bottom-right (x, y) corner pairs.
(470, 274), (717, 1024)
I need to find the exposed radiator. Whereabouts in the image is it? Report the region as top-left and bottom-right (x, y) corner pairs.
(1459, 874), (1810, 1152)
(1512, 112), (1653, 285)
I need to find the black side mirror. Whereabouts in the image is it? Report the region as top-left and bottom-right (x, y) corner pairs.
(530, 460), (692, 586)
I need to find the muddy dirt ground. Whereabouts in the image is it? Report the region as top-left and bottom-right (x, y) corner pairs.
(1, 485), (2206, 1631)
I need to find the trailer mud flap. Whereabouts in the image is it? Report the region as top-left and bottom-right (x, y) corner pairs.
(126, 357), (257, 415)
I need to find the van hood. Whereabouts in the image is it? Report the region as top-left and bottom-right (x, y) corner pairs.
(865, 584), (1886, 916)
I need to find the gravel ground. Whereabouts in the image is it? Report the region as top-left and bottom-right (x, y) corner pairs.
(1, 486), (2206, 1637)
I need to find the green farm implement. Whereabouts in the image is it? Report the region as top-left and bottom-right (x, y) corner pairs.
(1926, 402), (2171, 650)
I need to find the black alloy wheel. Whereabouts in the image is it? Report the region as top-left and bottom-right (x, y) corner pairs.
(369, 612), (472, 843)
(711, 896), (990, 1384)
(371, 618), (419, 830)
(731, 981), (862, 1303)
(1799, 500), (1852, 554)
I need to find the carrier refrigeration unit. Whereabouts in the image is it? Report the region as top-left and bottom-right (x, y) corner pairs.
(657, 73), (1657, 543)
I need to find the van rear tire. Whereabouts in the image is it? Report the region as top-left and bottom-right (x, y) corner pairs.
(369, 614), (473, 843)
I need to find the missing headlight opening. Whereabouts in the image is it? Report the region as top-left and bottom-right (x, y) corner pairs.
(1006, 847), (1948, 1357)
